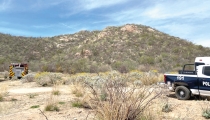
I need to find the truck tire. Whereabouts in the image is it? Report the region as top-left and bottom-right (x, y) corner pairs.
(175, 86), (191, 100)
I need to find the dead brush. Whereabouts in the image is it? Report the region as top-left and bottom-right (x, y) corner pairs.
(71, 83), (85, 97)
(52, 83), (61, 96)
(45, 95), (59, 112)
(85, 78), (162, 120)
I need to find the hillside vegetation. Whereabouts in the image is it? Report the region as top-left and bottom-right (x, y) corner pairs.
(0, 24), (210, 73)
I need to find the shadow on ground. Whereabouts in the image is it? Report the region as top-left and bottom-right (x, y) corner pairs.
(167, 93), (210, 101)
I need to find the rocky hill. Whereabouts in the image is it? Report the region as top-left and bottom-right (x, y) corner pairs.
(0, 24), (210, 73)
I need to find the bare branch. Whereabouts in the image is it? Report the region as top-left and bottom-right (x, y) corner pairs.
(39, 109), (48, 120)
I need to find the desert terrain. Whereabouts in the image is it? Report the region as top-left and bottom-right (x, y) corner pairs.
(0, 73), (209, 120)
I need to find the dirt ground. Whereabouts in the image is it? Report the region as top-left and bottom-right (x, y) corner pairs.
(0, 79), (209, 120)
(0, 79), (95, 120)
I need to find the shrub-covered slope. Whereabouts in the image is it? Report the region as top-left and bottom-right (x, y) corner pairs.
(0, 24), (209, 73)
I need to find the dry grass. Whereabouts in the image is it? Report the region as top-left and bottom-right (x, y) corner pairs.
(45, 95), (59, 111)
(45, 82), (62, 111)
(65, 70), (164, 119)
(140, 72), (163, 85)
(71, 83), (85, 97)
(52, 83), (61, 95)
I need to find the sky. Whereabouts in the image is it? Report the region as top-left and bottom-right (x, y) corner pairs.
(0, 0), (210, 47)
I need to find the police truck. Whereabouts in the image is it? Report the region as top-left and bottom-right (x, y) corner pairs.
(164, 57), (210, 100)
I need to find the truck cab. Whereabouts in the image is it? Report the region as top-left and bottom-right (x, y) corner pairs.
(178, 57), (210, 75)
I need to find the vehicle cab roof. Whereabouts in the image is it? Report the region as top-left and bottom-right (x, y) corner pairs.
(195, 57), (210, 65)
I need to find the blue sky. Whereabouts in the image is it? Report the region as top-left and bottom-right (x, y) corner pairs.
(0, 0), (210, 47)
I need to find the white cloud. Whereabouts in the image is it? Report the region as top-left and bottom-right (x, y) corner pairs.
(153, 23), (195, 38)
(103, 8), (144, 24)
(79, 0), (128, 10)
(144, 1), (210, 19)
(31, 0), (69, 10)
(59, 0), (130, 18)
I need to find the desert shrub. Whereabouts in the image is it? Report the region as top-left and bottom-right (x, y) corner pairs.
(127, 70), (162, 86)
(71, 98), (91, 109)
(89, 63), (99, 73)
(71, 58), (90, 73)
(35, 72), (62, 86)
(202, 101), (210, 119)
(162, 103), (172, 113)
(58, 102), (65, 105)
(118, 65), (128, 73)
(30, 105), (40, 109)
(0, 94), (3, 102)
(28, 93), (38, 99)
(98, 64), (112, 73)
(22, 73), (35, 83)
(203, 108), (210, 119)
(45, 104), (59, 111)
(52, 90), (60, 95)
(45, 95), (59, 112)
(64, 73), (90, 85)
(71, 100), (84, 108)
(3, 71), (9, 79)
(111, 60), (137, 73)
(52, 84), (61, 95)
(0, 71), (8, 80)
(65, 71), (162, 88)
(111, 61), (123, 71)
(85, 78), (161, 120)
(139, 56), (155, 65)
(72, 86), (84, 97)
(11, 98), (17, 101)
(140, 71), (162, 85)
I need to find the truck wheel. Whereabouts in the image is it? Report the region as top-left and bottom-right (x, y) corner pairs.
(175, 86), (191, 100)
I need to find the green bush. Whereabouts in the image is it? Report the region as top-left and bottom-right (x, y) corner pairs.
(0, 94), (3, 101)
(30, 105), (40, 109)
(45, 104), (59, 111)
(162, 103), (172, 113)
(71, 99), (90, 109)
(202, 108), (210, 119)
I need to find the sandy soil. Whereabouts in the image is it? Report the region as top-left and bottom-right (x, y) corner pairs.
(0, 79), (209, 120)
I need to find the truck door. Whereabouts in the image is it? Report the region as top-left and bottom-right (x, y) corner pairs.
(198, 66), (210, 96)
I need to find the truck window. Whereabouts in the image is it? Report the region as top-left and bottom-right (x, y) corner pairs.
(184, 65), (194, 71)
(203, 66), (210, 76)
